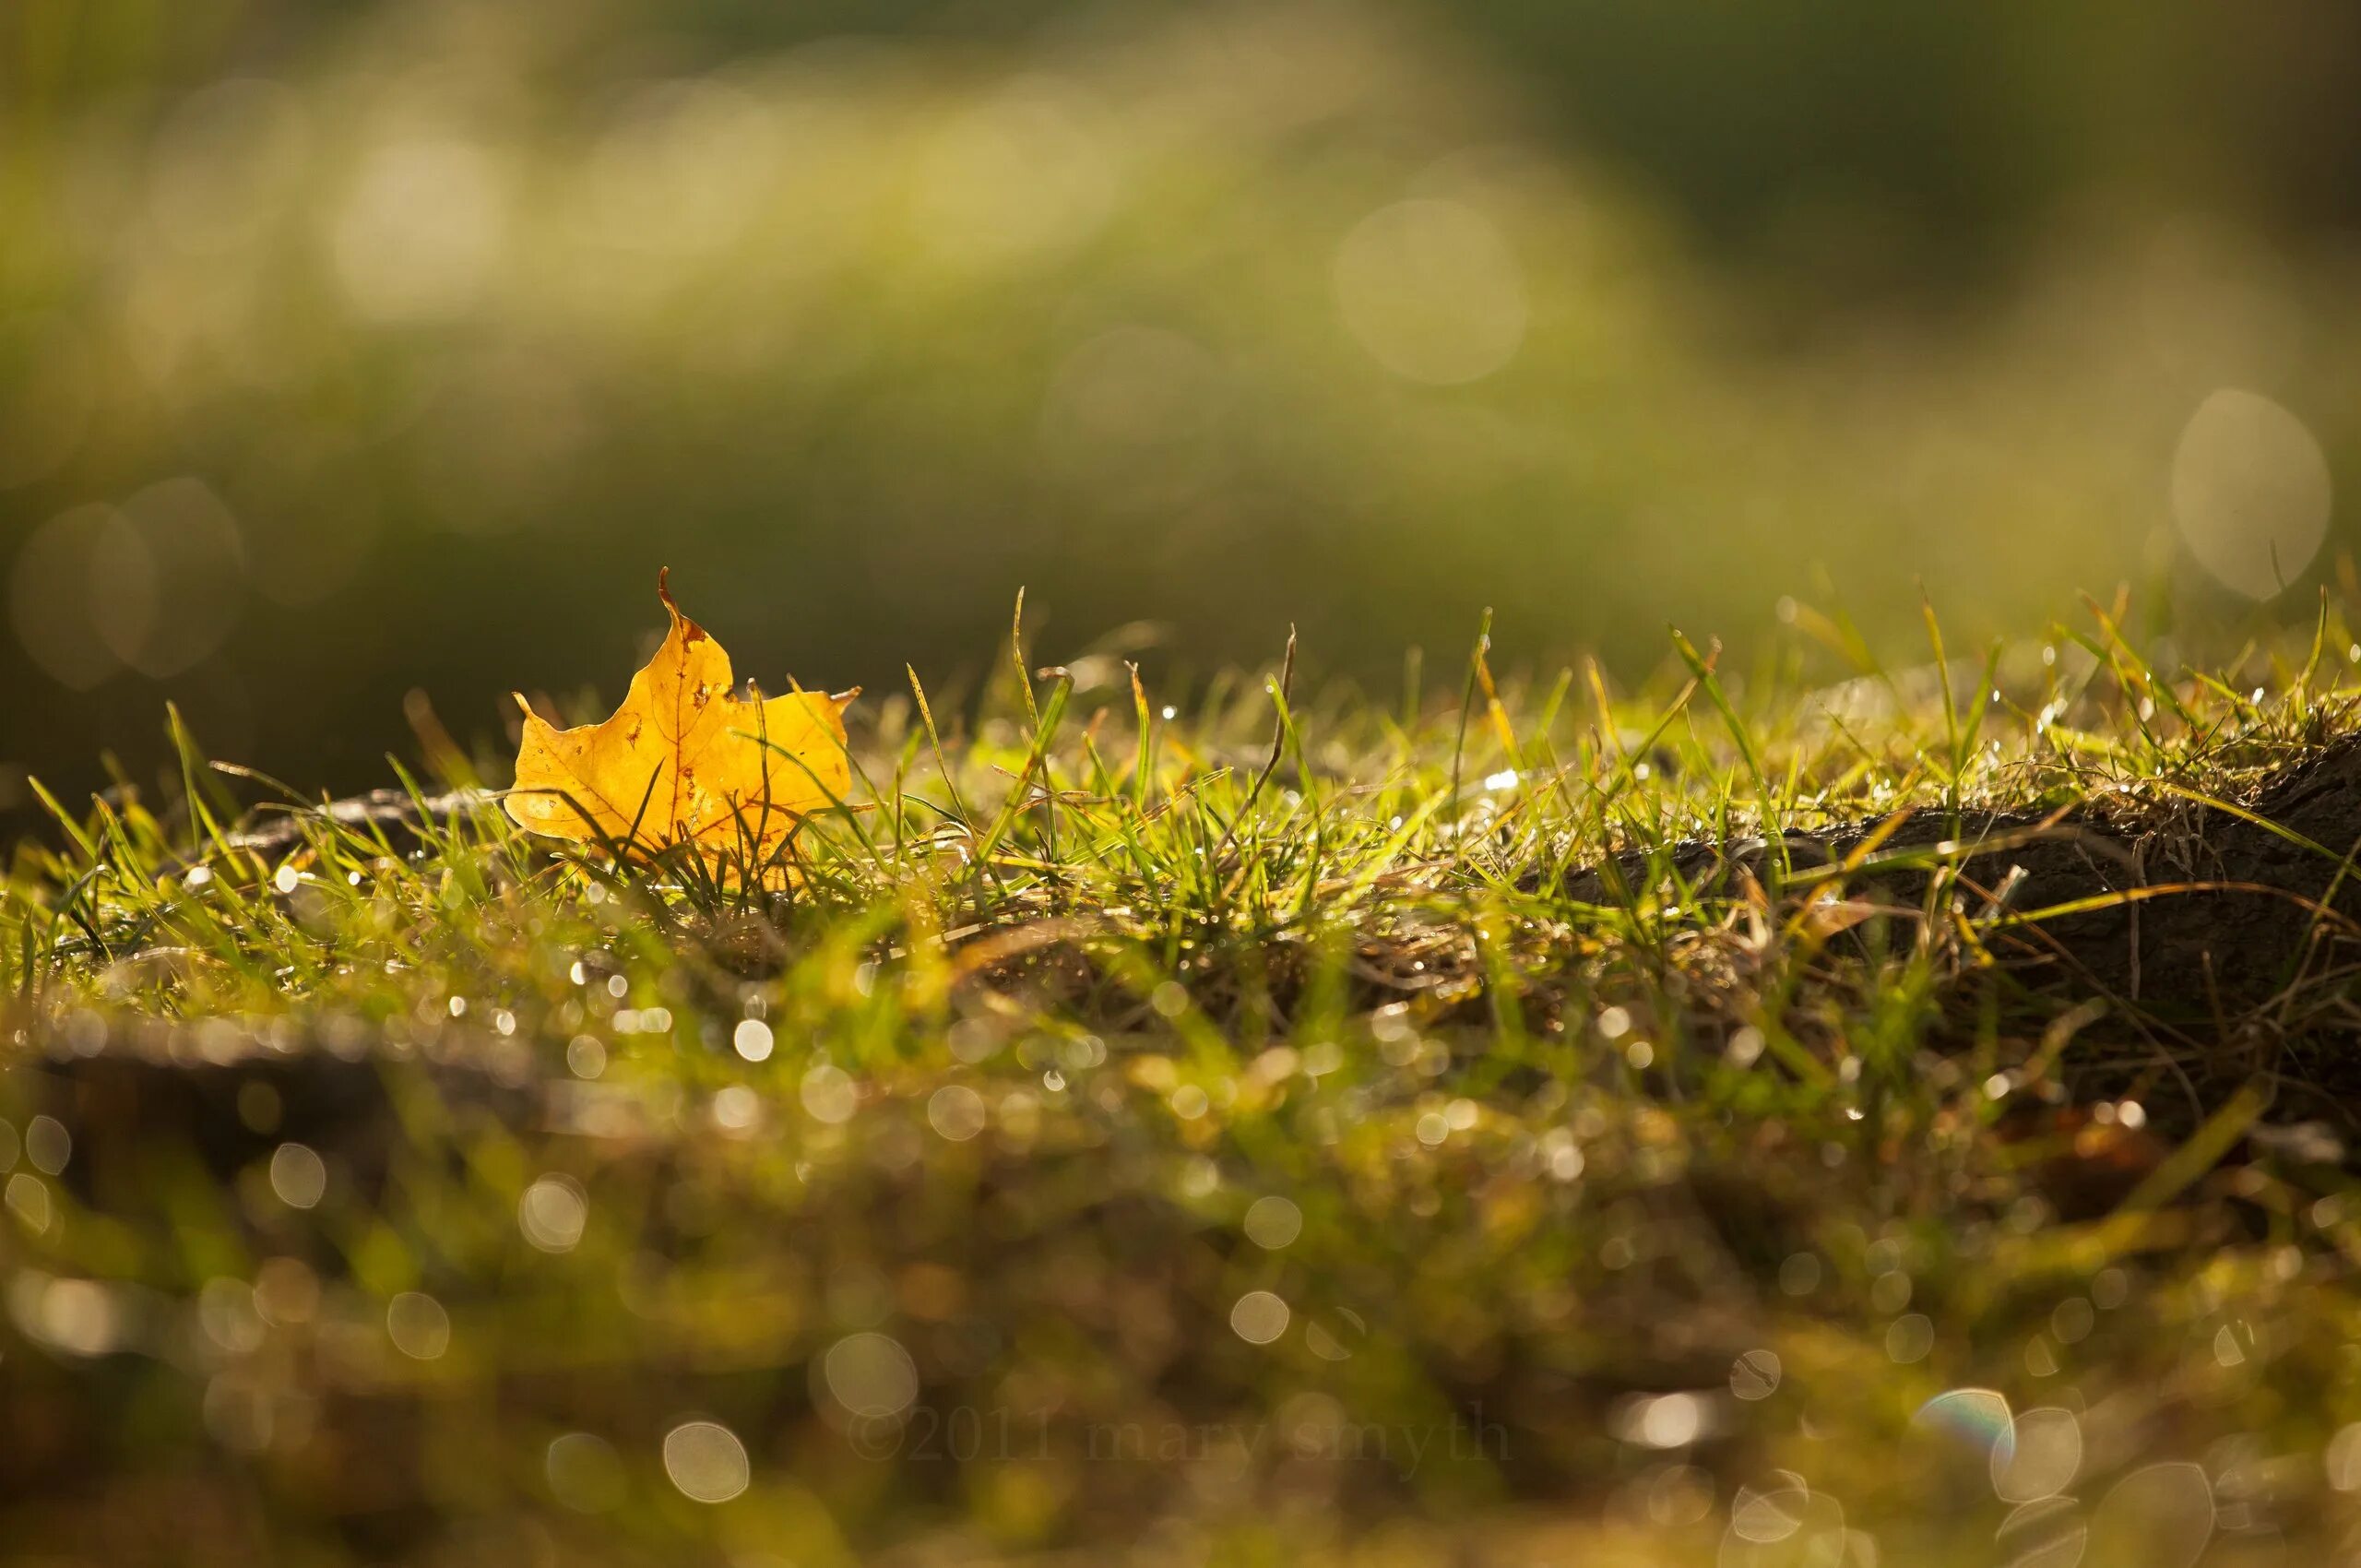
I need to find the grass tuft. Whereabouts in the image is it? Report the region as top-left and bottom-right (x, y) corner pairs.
(7, 594), (2361, 1562)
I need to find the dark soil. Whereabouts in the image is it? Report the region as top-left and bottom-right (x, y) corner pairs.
(1572, 738), (2361, 1012)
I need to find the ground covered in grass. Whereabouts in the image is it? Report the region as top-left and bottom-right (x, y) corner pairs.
(10, 600), (2361, 1565)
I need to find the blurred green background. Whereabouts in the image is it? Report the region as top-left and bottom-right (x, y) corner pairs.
(4, 0), (2357, 816)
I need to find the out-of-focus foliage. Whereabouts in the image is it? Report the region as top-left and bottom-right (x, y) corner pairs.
(1, 0), (2356, 820)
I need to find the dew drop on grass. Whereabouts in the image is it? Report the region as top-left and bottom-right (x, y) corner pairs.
(2327, 1423), (2361, 1491)
(2086, 1462), (2212, 1568)
(1914, 1388), (2014, 1467)
(1994, 1495), (2084, 1568)
(518, 1174), (588, 1252)
(946, 1018), (999, 1063)
(268, 1143), (326, 1209)
(822, 1332), (919, 1419)
(1243, 1195), (1302, 1249)
(2051, 1298), (2094, 1345)
(25, 1116), (69, 1175)
(732, 1017), (774, 1062)
(662, 1420), (750, 1503)
(1992, 1407), (2082, 1503)
(1177, 1157), (1220, 1199)
(711, 1087), (760, 1133)
(1730, 1349), (1782, 1401)
(927, 1085), (986, 1141)
(1230, 1290), (1289, 1345)
(197, 1278), (267, 1356)
(386, 1292), (450, 1360)
(800, 1064), (856, 1124)
(6, 1172), (51, 1232)
(253, 1258), (319, 1325)
(546, 1431), (625, 1513)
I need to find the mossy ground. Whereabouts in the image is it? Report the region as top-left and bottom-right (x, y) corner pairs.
(6, 597), (2361, 1565)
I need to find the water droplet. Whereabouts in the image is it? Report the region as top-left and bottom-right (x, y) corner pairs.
(518, 1174), (588, 1253)
(822, 1332), (919, 1419)
(1993, 1407), (2082, 1503)
(2086, 1462), (2212, 1568)
(1730, 1348), (1782, 1402)
(662, 1419), (750, 1503)
(1243, 1195), (1303, 1250)
(1230, 1289), (1290, 1345)
(732, 1017), (774, 1062)
(926, 1085), (986, 1142)
(268, 1143), (327, 1209)
(546, 1431), (626, 1513)
(386, 1291), (450, 1360)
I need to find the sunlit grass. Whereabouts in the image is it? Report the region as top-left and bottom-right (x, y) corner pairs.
(6, 593), (2361, 1562)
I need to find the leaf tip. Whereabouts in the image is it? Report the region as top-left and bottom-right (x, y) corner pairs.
(655, 567), (706, 643)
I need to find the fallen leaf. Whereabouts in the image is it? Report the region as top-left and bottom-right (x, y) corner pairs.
(505, 571), (852, 868)
(1794, 886), (1886, 942)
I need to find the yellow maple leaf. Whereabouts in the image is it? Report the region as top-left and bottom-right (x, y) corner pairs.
(504, 571), (853, 865)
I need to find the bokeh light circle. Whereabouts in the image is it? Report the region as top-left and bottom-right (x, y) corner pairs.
(2170, 387), (2331, 600)
(1335, 198), (1528, 385)
(661, 1419), (750, 1503)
